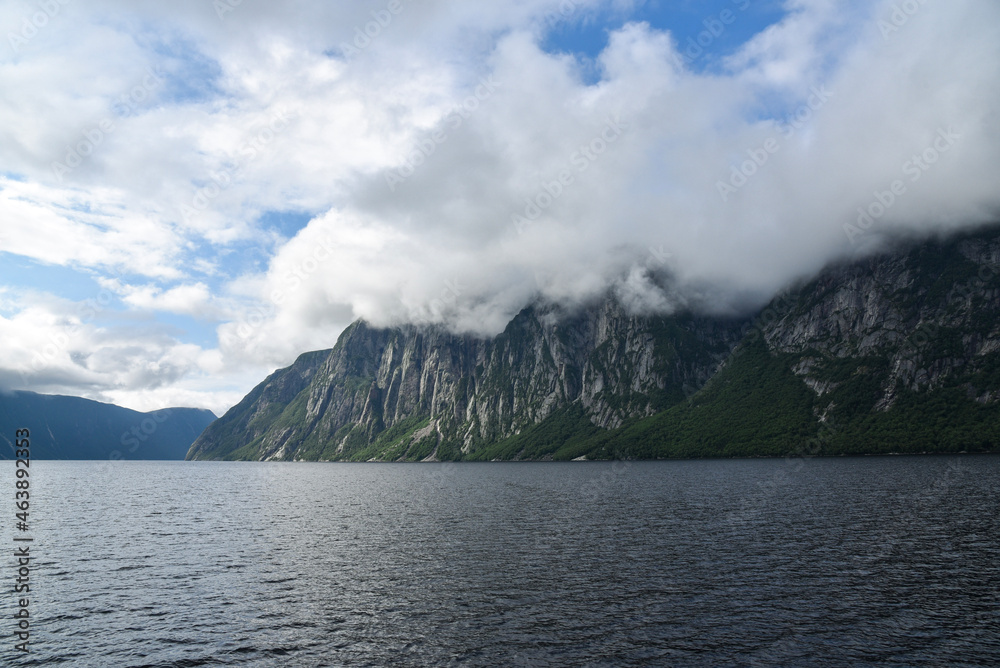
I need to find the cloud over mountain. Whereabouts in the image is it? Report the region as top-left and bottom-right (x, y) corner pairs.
(0, 0), (998, 413)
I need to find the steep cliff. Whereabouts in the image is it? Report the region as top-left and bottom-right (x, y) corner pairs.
(765, 233), (1000, 410)
(187, 301), (745, 460)
(188, 227), (1000, 461)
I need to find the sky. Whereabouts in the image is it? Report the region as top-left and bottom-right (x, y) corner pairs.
(0, 0), (998, 416)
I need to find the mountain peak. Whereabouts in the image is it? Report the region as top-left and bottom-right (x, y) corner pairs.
(190, 228), (1000, 461)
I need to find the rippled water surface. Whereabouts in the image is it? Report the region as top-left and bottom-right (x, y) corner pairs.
(2, 456), (998, 666)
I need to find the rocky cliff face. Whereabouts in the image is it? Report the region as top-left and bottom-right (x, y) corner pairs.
(188, 227), (1000, 461)
(189, 300), (745, 460)
(760, 233), (1000, 413)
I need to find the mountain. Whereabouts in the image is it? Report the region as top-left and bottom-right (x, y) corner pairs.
(188, 227), (1000, 461)
(0, 391), (216, 460)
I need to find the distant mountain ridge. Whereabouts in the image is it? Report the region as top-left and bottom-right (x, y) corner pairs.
(188, 227), (1000, 461)
(0, 391), (216, 460)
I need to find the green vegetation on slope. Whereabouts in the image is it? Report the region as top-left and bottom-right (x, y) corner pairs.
(466, 404), (603, 461)
(458, 338), (1000, 461)
(460, 341), (820, 461)
(582, 340), (820, 459)
(345, 415), (430, 462)
(188, 228), (1000, 462)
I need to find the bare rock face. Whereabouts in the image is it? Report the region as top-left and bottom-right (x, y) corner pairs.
(762, 234), (1000, 411)
(188, 228), (1000, 461)
(189, 299), (744, 460)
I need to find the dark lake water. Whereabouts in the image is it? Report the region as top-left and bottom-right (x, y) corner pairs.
(1, 456), (998, 666)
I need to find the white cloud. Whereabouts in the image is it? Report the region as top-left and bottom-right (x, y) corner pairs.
(0, 0), (997, 414)
(114, 282), (222, 320)
(0, 179), (184, 278)
(236, 0), (1000, 346)
(0, 288), (254, 415)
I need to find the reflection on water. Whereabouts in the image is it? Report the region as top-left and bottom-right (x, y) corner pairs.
(3, 456), (998, 666)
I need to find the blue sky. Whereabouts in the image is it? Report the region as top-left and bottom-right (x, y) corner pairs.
(8, 0), (792, 369)
(544, 0), (786, 75)
(0, 0), (996, 415)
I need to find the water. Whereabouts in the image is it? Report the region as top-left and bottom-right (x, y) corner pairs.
(1, 456), (998, 666)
